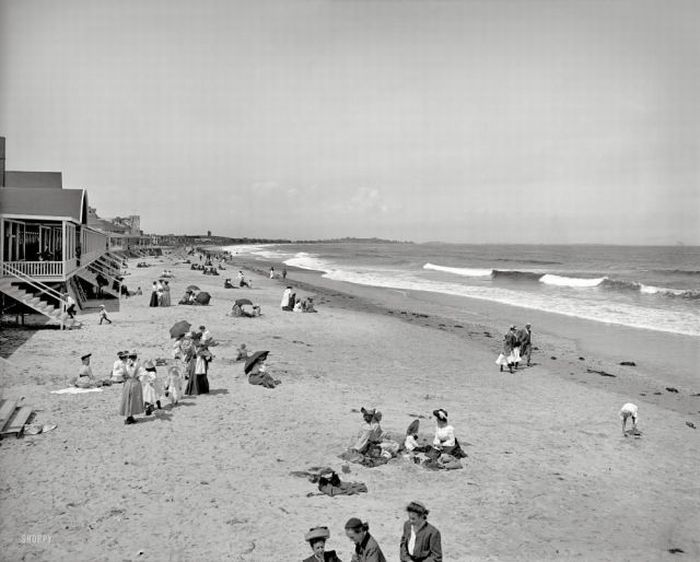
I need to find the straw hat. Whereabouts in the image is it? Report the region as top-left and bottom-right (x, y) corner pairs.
(304, 526), (330, 542)
(433, 409), (448, 422)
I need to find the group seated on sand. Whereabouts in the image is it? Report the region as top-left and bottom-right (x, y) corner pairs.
(281, 286), (318, 312)
(339, 407), (467, 470)
(231, 299), (262, 317)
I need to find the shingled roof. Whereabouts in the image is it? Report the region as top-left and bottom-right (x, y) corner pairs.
(0, 187), (88, 224)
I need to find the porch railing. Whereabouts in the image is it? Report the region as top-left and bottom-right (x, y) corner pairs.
(1, 261), (64, 280)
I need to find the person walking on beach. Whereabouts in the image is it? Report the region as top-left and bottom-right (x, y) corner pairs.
(64, 292), (77, 320)
(269, 266), (275, 279)
(400, 501), (442, 562)
(508, 326), (521, 370)
(517, 323), (532, 366)
(98, 304), (112, 325)
(282, 266), (287, 280)
(496, 332), (515, 373)
(345, 518), (386, 562)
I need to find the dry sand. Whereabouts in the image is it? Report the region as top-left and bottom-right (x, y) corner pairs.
(1, 252), (699, 561)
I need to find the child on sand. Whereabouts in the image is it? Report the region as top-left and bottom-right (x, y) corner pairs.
(140, 360), (163, 415)
(98, 304), (112, 325)
(164, 366), (183, 406)
(620, 403), (639, 435)
(235, 343), (249, 361)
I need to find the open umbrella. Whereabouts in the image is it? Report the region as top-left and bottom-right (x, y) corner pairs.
(244, 350), (269, 374)
(195, 291), (211, 305)
(187, 285), (200, 292)
(235, 298), (253, 307)
(170, 320), (191, 339)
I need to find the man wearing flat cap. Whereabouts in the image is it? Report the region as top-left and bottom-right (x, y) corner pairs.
(400, 501), (442, 562)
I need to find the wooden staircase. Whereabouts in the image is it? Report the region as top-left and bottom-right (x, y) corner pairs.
(0, 278), (66, 325)
(74, 267), (120, 298)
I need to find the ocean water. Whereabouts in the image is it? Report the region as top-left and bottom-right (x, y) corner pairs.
(225, 243), (700, 337)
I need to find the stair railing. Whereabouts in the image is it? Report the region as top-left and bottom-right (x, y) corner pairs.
(2, 263), (68, 329)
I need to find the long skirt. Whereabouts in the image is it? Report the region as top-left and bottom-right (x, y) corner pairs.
(248, 372), (277, 389)
(185, 373), (209, 395)
(149, 291), (159, 307)
(119, 378), (145, 416)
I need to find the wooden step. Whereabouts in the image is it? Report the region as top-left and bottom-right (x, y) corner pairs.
(0, 399), (17, 431)
(1, 406), (33, 438)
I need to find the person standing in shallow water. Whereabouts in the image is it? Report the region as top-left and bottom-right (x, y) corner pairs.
(345, 518), (386, 562)
(399, 501), (442, 562)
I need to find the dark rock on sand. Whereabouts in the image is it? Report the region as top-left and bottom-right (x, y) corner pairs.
(668, 548), (685, 554)
(550, 356), (557, 360)
(578, 357), (585, 361)
(666, 387), (679, 393)
(620, 361), (636, 367)
(587, 368), (616, 378)
(686, 422), (696, 429)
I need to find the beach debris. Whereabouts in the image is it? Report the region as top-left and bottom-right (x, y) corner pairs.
(454, 324), (464, 328)
(578, 357), (585, 361)
(483, 331), (492, 338)
(691, 393), (700, 397)
(668, 548), (685, 554)
(0, 399), (35, 439)
(587, 368), (616, 378)
(653, 391), (662, 395)
(686, 422), (696, 429)
(666, 387), (679, 393)
(550, 356), (557, 360)
(619, 361), (636, 366)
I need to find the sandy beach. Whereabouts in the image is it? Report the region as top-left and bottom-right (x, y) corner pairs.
(1, 252), (699, 561)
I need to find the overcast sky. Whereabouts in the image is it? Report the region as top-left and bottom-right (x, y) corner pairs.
(1, 0), (698, 244)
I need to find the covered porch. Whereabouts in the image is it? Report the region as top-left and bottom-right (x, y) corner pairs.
(1, 217), (108, 282)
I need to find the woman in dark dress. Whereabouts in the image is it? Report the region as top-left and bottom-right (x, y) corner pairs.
(185, 344), (211, 395)
(149, 281), (159, 307)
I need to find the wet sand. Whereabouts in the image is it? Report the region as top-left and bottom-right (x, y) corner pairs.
(0, 252), (698, 561)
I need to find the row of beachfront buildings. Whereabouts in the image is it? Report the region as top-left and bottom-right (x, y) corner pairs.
(0, 136), (158, 327)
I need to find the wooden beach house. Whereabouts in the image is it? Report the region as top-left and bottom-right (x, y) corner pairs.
(0, 138), (123, 327)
